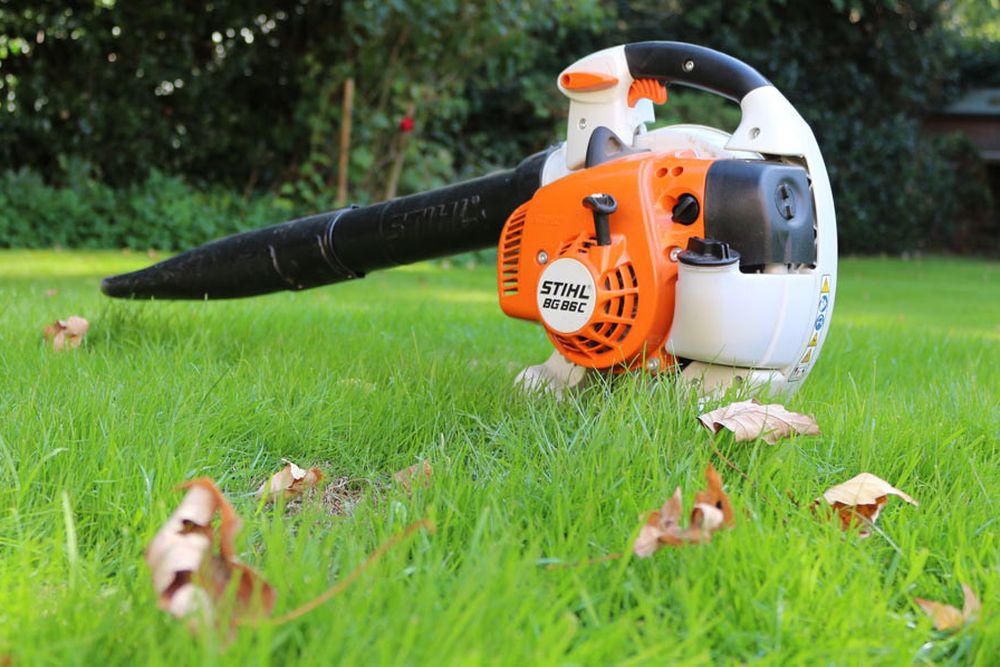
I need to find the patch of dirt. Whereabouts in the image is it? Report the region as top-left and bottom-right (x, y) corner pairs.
(279, 475), (370, 517)
(319, 476), (369, 516)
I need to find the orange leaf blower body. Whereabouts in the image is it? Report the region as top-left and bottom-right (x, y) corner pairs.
(498, 153), (715, 373)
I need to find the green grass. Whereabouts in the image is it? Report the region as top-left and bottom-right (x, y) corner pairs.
(0, 251), (997, 665)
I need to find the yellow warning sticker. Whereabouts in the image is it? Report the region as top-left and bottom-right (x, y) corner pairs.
(808, 333), (818, 347)
(821, 275), (831, 294)
(800, 349), (813, 364)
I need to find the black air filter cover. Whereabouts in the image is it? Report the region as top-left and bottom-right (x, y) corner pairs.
(703, 159), (816, 267)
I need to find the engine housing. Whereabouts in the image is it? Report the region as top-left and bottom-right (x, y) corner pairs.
(498, 152), (715, 371)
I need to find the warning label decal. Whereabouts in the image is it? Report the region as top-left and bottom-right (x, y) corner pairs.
(789, 273), (832, 382)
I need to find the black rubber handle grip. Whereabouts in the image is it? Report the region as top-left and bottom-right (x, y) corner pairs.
(623, 41), (770, 102)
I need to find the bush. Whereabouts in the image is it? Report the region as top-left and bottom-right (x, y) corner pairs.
(0, 0), (995, 255)
(0, 163), (291, 250)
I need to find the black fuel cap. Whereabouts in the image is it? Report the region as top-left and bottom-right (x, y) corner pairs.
(678, 237), (741, 266)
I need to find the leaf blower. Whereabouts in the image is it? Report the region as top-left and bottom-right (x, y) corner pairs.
(102, 42), (837, 397)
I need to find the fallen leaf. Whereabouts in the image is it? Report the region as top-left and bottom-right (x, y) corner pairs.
(693, 463), (735, 528)
(821, 472), (917, 506)
(813, 472), (917, 537)
(256, 461), (324, 502)
(697, 399), (820, 444)
(915, 583), (981, 632)
(690, 503), (725, 532)
(962, 583), (982, 620)
(633, 464), (734, 558)
(42, 316), (89, 351)
(634, 487), (685, 557)
(146, 478), (274, 627)
(393, 461), (431, 492)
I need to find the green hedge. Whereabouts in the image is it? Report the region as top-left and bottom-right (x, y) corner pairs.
(0, 1), (996, 254)
(0, 164), (294, 251)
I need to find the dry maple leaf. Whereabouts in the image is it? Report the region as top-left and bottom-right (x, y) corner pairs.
(633, 464), (734, 558)
(146, 478), (274, 626)
(693, 463), (735, 528)
(42, 316), (89, 351)
(634, 487), (685, 557)
(813, 472), (918, 538)
(697, 399), (820, 444)
(393, 461), (432, 492)
(256, 461), (324, 502)
(915, 583), (981, 632)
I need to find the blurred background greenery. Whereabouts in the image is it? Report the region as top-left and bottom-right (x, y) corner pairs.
(0, 0), (997, 254)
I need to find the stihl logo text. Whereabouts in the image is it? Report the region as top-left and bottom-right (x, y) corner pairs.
(540, 280), (591, 313)
(384, 195), (486, 242)
(540, 280), (591, 299)
(535, 258), (596, 333)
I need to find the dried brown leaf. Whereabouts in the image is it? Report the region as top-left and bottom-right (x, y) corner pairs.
(813, 473), (917, 537)
(43, 316), (89, 351)
(146, 478), (274, 627)
(634, 487), (684, 557)
(961, 583), (982, 620)
(633, 464), (734, 558)
(820, 472), (917, 507)
(915, 583), (981, 632)
(256, 461), (324, 502)
(697, 399), (820, 444)
(393, 461), (432, 492)
(690, 503), (725, 533)
(693, 463), (735, 527)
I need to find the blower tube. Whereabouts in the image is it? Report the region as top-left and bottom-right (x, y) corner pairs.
(101, 149), (552, 299)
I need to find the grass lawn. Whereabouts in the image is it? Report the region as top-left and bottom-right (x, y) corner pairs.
(0, 250), (997, 665)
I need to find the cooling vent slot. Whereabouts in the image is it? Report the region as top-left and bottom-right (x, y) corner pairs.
(558, 235), (599, 256)
(556, 262), (639, 361)
(500, 204), (529, 296)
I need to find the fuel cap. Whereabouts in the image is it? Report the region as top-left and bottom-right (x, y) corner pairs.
(678, 237), (740, 266)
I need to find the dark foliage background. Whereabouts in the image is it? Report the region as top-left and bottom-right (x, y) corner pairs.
(0, 0), (996, 253)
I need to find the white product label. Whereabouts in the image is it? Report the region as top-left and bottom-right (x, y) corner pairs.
(536, 258), (597, 334)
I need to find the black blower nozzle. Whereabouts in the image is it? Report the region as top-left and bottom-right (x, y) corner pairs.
(101, 150), (551, 300)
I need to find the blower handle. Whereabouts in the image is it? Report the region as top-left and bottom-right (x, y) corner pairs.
(623, 41), (771, 102)
(558, 41), (773, 169)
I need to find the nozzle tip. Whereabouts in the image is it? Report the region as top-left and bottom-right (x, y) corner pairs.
(100, 275), (128, 298)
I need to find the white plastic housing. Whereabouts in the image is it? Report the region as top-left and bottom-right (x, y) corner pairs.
(557, 45), (653, 170)
(667, 263), (818, 369)
(668, 85), (838, 395)
(539, 46), (838, 398)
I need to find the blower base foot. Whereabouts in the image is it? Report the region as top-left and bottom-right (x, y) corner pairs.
(514, 351), (593, 399)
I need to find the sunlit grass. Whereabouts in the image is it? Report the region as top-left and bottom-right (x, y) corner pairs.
(0, 251), (997, 665)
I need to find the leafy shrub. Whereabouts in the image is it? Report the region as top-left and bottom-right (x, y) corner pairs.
(0, 0), (995, 254)
(0, 164), (291, 250)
